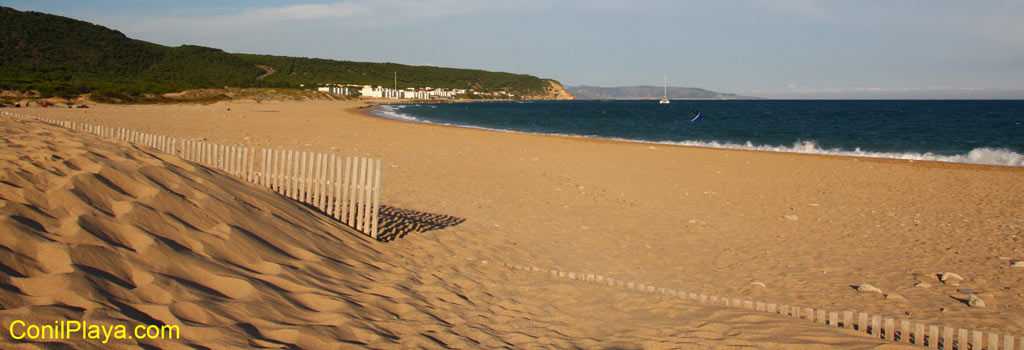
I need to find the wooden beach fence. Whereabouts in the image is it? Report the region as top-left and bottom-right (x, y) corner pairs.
(489, 253), (1024, 350)
(1, 112), (383, 239)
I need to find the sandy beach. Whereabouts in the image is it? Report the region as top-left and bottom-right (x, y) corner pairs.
(2, 99), (1022, 349)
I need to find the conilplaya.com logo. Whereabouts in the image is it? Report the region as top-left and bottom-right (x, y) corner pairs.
(7, 320), (180, 344)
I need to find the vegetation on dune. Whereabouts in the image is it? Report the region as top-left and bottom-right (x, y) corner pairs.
(0, 6), (555, 100)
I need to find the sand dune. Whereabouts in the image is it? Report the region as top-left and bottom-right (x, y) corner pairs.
(2, 100), (1020, 349)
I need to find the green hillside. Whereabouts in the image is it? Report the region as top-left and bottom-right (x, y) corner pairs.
(0, 6), (553, 99)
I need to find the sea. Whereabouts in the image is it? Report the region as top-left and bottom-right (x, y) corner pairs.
(370, 100), (1024, 167)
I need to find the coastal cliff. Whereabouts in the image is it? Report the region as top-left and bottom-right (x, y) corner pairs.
(523, 80), (575, 100)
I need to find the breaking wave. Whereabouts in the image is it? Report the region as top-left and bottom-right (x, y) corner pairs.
(650, 140), (1024, 167)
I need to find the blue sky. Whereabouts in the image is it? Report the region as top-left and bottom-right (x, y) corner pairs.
(6, 1), (1023, 98)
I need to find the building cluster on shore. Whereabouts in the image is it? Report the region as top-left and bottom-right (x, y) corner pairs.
(318, 84), (515, 100)
(318, 84), (462, 100)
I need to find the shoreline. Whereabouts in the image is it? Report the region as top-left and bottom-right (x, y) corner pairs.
(359, 101), (1024, 171)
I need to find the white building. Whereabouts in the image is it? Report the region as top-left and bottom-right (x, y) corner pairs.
(344, 84), (465, 100)
(318, 85), (357, 95)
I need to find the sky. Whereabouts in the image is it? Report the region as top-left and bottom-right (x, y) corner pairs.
(6, 0), (1024, 99)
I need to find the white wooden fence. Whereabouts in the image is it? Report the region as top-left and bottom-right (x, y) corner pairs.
(487, 257), (1024, 350)
(1, 111), (383, 239)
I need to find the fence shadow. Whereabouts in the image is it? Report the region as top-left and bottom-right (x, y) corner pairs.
(376, 205), (465, 242)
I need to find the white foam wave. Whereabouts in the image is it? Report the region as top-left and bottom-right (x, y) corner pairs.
(369, 104), (426, 123)
(646, 140), (1024, 167)
(367, 106), (1024, 167)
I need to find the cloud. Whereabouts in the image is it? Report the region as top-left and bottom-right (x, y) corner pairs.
(757, 83), (1007, 99)
(106, 0), (515, 38)
(749, 0), (837, 21)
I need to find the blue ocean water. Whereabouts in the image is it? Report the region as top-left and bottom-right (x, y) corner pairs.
(371, 100), (1024, 167)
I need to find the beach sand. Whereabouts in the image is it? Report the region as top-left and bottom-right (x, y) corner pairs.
(2, 99), (1021, 348)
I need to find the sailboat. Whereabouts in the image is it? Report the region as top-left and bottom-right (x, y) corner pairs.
(659, 76), (670, 104)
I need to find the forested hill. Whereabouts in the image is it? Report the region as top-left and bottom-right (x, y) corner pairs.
(0, 6), (562, 99)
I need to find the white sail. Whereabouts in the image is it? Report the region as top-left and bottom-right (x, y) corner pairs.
(659, 76), (670, 104)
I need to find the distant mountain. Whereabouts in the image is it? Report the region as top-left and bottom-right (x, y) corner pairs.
(0, 6), (569, 99)
(566, 85), (756, 100)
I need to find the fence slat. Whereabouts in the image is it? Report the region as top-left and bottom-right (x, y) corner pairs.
(362, 158), (373, 233)
(283, 150), (291, 197)
(900, 320), (910, 342)
(240, 146), (247, 178)
(239, 146), (246, 177)
(261, 149), (268, 187)
(363, 157), (373, 233)
(371, 159), (381, 239)
(319, 153), (329, 211)
(335, 155), (344, 219)
(233, 146), (240, 175)
(271, 149), (279, 191)
(283, 149), (290, 195)
(307, 152), (316, 203)
(231, 146), (239, 175)
(354, 157), (364, 230)
(294, 150), (302, 200)
(306, 152), (315, 204)
(312, 152), (322, 209)
(958, 329), (968, 350)
(325, 154), (335, 215)
(346, 157), (356, 225)
(275, 149), (283, 192)
(268, 149), (276, 191)
(296, 151), (306, 202)
(914, 323), (925, 345)
(269, 149), (276, 191)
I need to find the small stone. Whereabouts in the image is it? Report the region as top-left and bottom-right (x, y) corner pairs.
(940, 272), (964, 286)
(940, 308), (947, 313)
(1011, 261), (1024, 267)
(750, 281), (766, 287)
(957, 289), (974, 295)
(914, 281), (931, 288)
(885, 293), (907, 301)
(784, 214), (798, 221)
(967, 294), (986, 308)
(857, 283), (883, 294)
